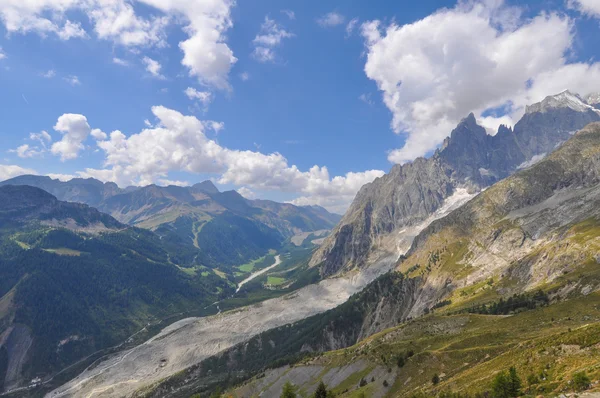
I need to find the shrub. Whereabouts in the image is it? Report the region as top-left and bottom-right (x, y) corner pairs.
(573, 372), (591, 391)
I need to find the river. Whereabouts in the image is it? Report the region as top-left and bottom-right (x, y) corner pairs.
(235, 255), (282, 293)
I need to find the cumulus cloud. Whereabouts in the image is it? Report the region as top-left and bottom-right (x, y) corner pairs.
(10, 130), (52, 158)
(569, 0), (600, 17)
(47, 173), (77, 181)
(0, 47), (6, 59)
(0, 164), (36, 181)
(361, 0), (600, 164)
(0, 0), (237, 89)
(237, 186), (257, 199)
(9, 144), (44, 158)
(252, 16), (294, 63)
(185, 87), (212, 107)
(317, 12), (345, 27)
(77, 106), (383, 211)
(51, 113), (92, 161)
(142, 56), (164, 79)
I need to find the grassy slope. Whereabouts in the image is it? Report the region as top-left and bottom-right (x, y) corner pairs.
(233, 293), (600, 397)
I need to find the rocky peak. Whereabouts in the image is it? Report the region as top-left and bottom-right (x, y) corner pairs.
(191, 180), (219, 195)
(525, 90), (595, 114)
(586, 92), (600, 108)
(311, 90), (600, 277)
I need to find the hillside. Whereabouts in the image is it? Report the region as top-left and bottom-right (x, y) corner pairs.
(0, 178), (341, 270)
(311, 91), (600, 277)
(149, 123), (600, 397)
(0, 186), (230, 393)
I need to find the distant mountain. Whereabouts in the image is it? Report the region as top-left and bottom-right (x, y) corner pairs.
(0, 175), (121, 207)
(0, 185), (122, 231)
(311, 90), (600, 276)
(0, 177), (341, 269)
(0, 186), (230, 392)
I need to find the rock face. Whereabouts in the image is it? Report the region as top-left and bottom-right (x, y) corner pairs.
(311, 91), (600, 276)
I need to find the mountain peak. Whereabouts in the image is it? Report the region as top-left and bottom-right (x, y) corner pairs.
(586, 92), (600, 107)
(191, 180), (219, 194)
(525, 90), (596, 114)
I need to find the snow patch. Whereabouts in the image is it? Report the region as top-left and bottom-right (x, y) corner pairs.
(479, 168), (492, 177)
(526, 90), (600, 115)
(517, 153), (546, 169)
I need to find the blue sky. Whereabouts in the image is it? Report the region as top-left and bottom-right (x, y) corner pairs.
(0, 0), (599, 212)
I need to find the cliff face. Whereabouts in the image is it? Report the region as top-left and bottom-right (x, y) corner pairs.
(311, 92), (600, 277)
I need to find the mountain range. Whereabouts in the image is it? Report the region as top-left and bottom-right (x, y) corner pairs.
(0, 176), (341, 269)
(311, 90), (600, 276)
(132, 94), (600, 398)
(3, 90), (600, 398)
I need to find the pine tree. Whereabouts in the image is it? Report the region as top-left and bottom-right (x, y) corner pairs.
(281, 381), (297, 398)
(314, 381), (328, 398)
(507, 367), (522, 397)
(491, 371), (510, 398)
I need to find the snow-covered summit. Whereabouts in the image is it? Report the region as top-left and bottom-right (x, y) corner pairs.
(586, 92), (600, 106)
(526, 90), (599, 115)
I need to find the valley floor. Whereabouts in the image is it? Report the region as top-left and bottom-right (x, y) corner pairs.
(47, 257), (397, 398)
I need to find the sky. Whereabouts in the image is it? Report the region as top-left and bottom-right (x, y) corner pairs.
(0, 0), (599, 213)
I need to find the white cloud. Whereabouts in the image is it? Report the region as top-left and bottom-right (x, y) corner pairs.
(569, 0), (600, 17)
(47, 173), (77, 181)
(64, 75), (81, 85)
(138, 0), (237, 90)
(0, 47), (5, 59)
(362, 0), (600, 164)
(252, 16), (294, 63)
(239, 72), (250, 81)
(144, 119), (153, 127)
(0, 0), (237, 90)
(346, 17), (359, 36)
(78, 106), (383, 212)
(142, 56), (164, 79)
(41, 69), (56, 78)
(317, 12), (345, 27)
(281, 10), (295, 20)
(0, 164), (36, 181)
(10, 130), (53, 158)
(204, 120), (224, 133)
(51, 113), (92, 161)
(185, 87), (212, 106)
(30, 130), (52, 144)
(9, 144), (43, 158)
(158, 179), (190, 187)
(91, 128), (107, 140)
(237, 186), (256, 199)
(112, 57), (129, 66)
(359, 93), (373, 106)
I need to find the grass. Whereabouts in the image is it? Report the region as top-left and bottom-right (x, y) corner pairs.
(274, 293), (600, 398)
(266, 276), (286, 286)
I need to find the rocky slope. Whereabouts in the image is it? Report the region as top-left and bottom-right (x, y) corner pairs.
(311, 91), (600, 276)
(222, 122), (600, 398)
